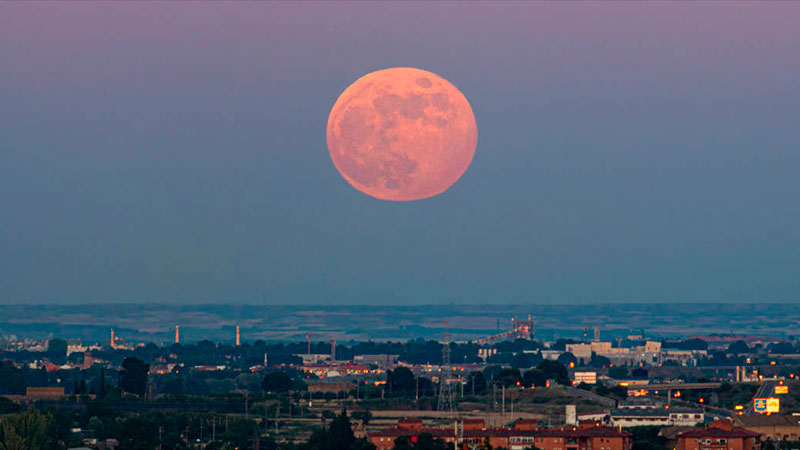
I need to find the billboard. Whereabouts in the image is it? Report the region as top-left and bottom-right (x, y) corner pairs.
(753, 397), (780, 413)
(775, 385), (789, 395)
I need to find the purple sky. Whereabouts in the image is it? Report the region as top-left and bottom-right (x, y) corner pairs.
(1, 2), (799, 304)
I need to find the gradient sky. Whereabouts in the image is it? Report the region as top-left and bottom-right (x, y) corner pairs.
(1, 2), (799, 304)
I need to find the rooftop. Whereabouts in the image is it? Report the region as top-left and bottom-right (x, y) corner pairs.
(370, 426), (629, 439)
(734, 415), (800, 427)
(679, 428), (760, 439)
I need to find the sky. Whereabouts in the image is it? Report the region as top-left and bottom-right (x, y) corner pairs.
(1, 2), (799, 305)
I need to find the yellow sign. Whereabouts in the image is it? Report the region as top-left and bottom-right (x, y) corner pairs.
(754, 397), (780, 413)
(775, 385), (789, 394)
(767, 397), (780, 412)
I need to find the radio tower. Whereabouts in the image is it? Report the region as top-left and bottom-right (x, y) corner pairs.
(437, 321), (454, 413)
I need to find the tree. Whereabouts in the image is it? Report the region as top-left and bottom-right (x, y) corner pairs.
(46, 338), (68, 364)
(768, 342), (795, 354)
(0, 398), (19, 416)
(328, 409), (356, 450)
(511, 353), (535, 369)
(97, 367), (107, 399)
(394, 436), (413, 450)
(537, 360), (569, 385)
(522, 369), (547, 387)
(413, 432), (448, 450)
(609, 366), (629, 379)
(681, 339), (708, 351)
(553, 339), (576, 351)
(262, 371), (292, 393)
(494, 368), (522, 387)
(47, 338), (67, 353)
(589, 353), (612, 368)
(557, 352), (577, 367)
(0, 362), (25, 395)
(417, 376), (436, 397)
(119, 357), (150, 396)
(609, 385), (628, 399)
(467, 371), (487, 395)
(727, 340), (750, 355)
(351, 410), (372, 426)
(387, 367), (416, 395)
(629, 426), (670, 450)
(221, 417), (259, 450)
(0, 406), (54, 450)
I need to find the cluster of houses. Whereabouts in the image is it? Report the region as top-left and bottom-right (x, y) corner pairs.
(367, 416), (766, 450)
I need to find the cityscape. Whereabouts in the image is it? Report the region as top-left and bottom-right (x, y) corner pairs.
(1, 304), (799, 449)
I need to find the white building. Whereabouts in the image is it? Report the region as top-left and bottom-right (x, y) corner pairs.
(574, 371), (597, 384)
(610, 407), (704, 427)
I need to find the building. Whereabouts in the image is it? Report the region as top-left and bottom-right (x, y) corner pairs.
(307, 381), (354, 394)
(676, 421), (761, 450)
(4, 386), (67, 403)
(610, 407), (704, 427)
(566, 342), (614, 359)
(541, 350), (561, 360)
(734, 414), (800, 441)
(354, 354), (399, 366)
(532, 426), (632, 450)
(574, 371), (597, 384)
(662, 350), (707, 366)
(369, 419), (630, 450)
(369, 419), (452, 450)
(618, 398), (658, 409)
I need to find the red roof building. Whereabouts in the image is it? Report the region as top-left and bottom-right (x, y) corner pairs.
(532, 426), (632, 450)
(677, 421), (761, 450)
(369, 420), (630, 450)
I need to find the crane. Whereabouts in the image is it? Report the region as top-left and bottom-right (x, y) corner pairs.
(305, 333), (316, 356)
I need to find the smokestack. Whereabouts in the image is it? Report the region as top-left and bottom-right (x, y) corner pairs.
(330, 338), (335, 361)
(175, 325), (180, 344)
(236, 325), (241, 346)
(594, 326), (600, 342)
(110, 329), (115, 349)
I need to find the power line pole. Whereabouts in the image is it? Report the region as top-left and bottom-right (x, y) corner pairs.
(502, 385), (505, 420)
(437, 321), (454, 413)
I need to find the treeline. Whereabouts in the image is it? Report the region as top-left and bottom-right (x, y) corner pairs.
(0, 402), (378, 450)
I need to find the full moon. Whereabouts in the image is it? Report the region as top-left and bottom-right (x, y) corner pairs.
(326, 67), (478, 201)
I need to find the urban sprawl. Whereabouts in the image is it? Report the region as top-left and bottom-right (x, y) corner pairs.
(1, 319), (797, 450)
